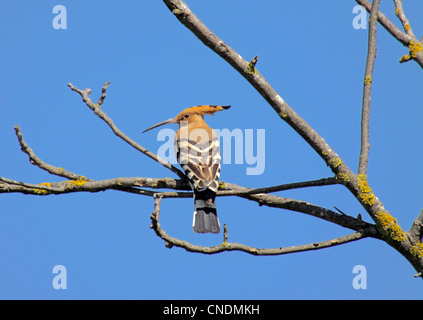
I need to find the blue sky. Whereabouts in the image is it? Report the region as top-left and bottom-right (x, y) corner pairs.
(1, 1), (423, 299)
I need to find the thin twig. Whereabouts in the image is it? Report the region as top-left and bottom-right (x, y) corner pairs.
(0, 177), (59, 193)
(334, 206), (348, 216)
(355, 0), (410, 45)
(355, 0), (423, 68)
(0, 176), (168, 197)
(14, 125), (90, 181)
(247, 55), (259, 74)
(67, 82), (186, 179)
(223, 224), (228, 243)
(392, 0), (423, 65)
(217, 177), (339, 196)
(358, 0), (381, 175)
(97, 81), (111, 106)
(393, 0), (415, 37)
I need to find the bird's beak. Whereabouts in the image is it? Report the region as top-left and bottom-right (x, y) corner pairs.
(142, 117), (178, 133)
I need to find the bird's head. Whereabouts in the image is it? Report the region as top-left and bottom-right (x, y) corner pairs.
(142, 105), (231, 133)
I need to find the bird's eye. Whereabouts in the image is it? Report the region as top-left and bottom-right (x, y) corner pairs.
(184, 114), (190, 119)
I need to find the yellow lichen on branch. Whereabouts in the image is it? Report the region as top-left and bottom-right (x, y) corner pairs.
(336, 172), (350, 184)
(376, 211), (407, 242)
(327, 157), (342, 169)
(364, 75), (372, 85)
(70, 180), (88, 187)
(39, 182), (51, 187)
(409, 41), (423, 58)
(360, 193), (375, 206)
(410, 241), (423, 258)
(33, 182), (51, 195)
(357, 174), (375, 206)
(64, 179), (88, 189)
(357, 174), (371, 193)
(278, 112), (288, 119)
(399, 40), (423, 63)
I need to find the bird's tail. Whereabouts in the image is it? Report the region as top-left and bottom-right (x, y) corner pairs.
(193, 188), (220, 234)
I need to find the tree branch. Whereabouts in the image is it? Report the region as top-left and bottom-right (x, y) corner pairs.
(5, 124), (372, 235)
(6, 104), (373, 236)
(393, 0), (415, 37)
(409, 209), (423, 242)
(224, 182), (378, 236)
(355, 0), (410, 45)
(0, 175), (189, 196)
(4, 123), (376, 235)
(67, 82), (186, 179)
(1, 171), (376, 238)
(97, 81), (110, 106)
(1, 174), (376, 235)
(217, 177), (340, 196)
(358, 0), (381, 175)
(150, 193), (371, 255)
(355, 0), (423, 68)
(14, 125), (90, 181)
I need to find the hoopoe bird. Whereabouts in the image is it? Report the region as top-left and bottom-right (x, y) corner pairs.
(143, 105), (231, 233)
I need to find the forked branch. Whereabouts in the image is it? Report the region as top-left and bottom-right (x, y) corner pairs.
(150, 194), (371, 256)
(67, 82), (186, 180)
(355, 0), (423, 68)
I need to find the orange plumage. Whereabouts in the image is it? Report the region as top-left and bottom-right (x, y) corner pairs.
(143, 105), (230, 233)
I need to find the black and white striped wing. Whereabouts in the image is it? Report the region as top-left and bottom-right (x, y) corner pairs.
(176, 129), (222, 233)
(175, 131), (221, 192)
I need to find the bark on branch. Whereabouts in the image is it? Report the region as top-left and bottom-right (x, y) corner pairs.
(355, 0), (423, 68)
(358, 0), (380, 175)
(67, 82), (186, 180)
(150, 194), (371, 256)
